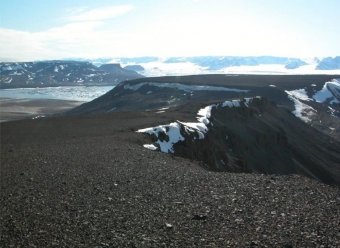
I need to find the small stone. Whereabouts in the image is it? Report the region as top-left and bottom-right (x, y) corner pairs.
(165, 223), (173, 229)
(192, 214), (207, 220)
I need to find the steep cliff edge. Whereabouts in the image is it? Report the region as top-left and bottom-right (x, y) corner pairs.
(137, 97), (340, 186)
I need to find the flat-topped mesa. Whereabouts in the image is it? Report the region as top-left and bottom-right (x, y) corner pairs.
(99, 63), (136, 74)
(123, 65), (145, 72)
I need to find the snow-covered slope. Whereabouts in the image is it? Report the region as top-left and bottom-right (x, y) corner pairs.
(313, 79), (340, 105)
(286, 91), (317, 123)
(137, 97), (260, 153)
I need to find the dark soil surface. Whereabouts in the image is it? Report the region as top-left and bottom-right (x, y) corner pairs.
(1, 111), (340, 247)
(0, 98), (85, 122)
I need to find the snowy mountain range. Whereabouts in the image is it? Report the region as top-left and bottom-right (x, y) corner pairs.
(2, 56), (340, 89)
(104, 56), (340, 76)
(0, 61), (142, 89)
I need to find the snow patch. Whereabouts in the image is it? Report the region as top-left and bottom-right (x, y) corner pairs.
(328, 106), (339, 118)
(158, 107), (169, 111)
(287, 94), (316, 123)
(137, 122), (185, 153)
(286, 89), (311, 101)
(106, 107), (116, 112)
(143, 144), (158, 150)
(3, 78), (12, 83)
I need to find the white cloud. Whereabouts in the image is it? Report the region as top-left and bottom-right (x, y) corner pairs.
(68, 5), (134, 22)
(0, 2), (338, 61)
(0, 28), (58, 61)
(0, 5), (136, 61)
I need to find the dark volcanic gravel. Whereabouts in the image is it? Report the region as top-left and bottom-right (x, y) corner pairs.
(1, 112), (340, 247)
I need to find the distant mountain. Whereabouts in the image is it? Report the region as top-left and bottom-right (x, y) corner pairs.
(76, 56), (340, 74)
(316, 56), (340, 70)
(99, 63), (141, 76)
(285, 59), (308, 69)
(0, 61), (143, 89)
(164, 56), (308, 70)
(118, 57), (159, 64)
(124, 65), (145, 72)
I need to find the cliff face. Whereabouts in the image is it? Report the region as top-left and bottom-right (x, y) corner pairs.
(138, 97), (340, 186)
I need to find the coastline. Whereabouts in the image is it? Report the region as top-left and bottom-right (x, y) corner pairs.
(0, 98), (85, 122)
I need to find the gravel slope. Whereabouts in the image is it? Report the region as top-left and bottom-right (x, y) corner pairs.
(1, 113), (340, 247)
(0, 98), (85, 122)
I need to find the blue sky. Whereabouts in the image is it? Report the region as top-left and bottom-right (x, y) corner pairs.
(1, 0), (339, 61)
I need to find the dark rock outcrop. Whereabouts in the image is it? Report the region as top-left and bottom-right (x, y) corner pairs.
(171, 98), (340, 186)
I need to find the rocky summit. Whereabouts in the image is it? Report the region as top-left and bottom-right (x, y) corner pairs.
(1, 74), (340, 247)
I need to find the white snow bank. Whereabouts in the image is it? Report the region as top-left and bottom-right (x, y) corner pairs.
(313, 81), (340, 104)
(123, 82), (249, 93)
(286, 89), (311, 101)
(137, 97), (261, 153)
(143, 144), (158, 150)
(287, 94), (316, 123)
(137, 122), (184, 153)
